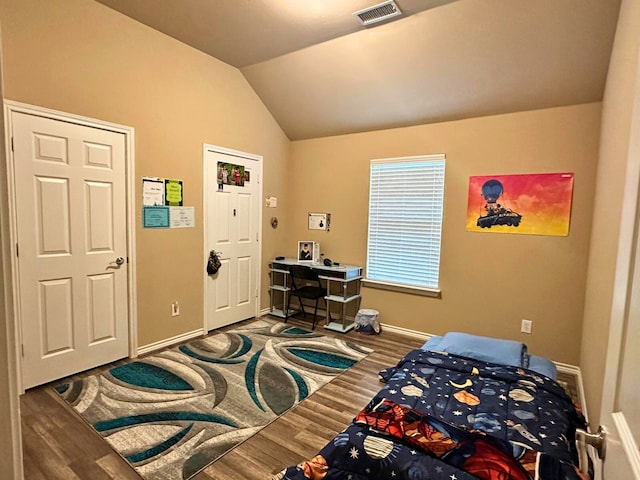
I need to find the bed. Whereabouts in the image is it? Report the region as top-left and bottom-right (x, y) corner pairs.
(274, 332), (589, 480)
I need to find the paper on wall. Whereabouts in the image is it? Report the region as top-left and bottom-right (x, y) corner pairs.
(170, 206), (195, 228)
(142, 177), (164, 206)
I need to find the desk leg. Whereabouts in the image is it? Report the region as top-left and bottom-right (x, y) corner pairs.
(270, 286), (274, 314)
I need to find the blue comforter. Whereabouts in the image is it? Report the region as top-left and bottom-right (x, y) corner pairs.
(274, 349), (588, 480)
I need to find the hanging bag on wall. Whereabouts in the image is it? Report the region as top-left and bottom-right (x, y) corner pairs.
(207, 250), (222, 275)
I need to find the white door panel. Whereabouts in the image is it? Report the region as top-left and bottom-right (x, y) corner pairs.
(87, 273), (117, 343)
(12, 111), (129, 388)
(204, 147), (261, 331)
(39, 278), (74, 356)
(216, 194), (231, 243)
(237, 256), (251, 305)
(237, 193), (251, 242)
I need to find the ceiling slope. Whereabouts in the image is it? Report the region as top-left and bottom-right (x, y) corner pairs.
(95, 0), (621, 140)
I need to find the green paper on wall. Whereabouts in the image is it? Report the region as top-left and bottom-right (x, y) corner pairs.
(165, 179), (183, 206)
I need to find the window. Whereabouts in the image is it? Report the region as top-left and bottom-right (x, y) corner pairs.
(365, 154), (445, 294)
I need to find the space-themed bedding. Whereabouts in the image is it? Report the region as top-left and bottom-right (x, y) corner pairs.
(274, 348), (588, 480)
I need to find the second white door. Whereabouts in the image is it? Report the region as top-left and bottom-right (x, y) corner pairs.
(204, 147), (261, 331)
(11, 110), (130, 389)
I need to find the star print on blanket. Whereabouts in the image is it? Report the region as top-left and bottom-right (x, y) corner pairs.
(273, 349), (590, 480)
(355, 396), (584, 480)
(376, 349), (585, 462)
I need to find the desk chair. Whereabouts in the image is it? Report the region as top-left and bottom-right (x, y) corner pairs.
(286, 265), (330, 329)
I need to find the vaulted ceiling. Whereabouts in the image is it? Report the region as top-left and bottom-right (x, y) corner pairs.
(95, 0), (621, 140)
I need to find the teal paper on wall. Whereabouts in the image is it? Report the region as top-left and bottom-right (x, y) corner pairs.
(143, 206), (170, 228)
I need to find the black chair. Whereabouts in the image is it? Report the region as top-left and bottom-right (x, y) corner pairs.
(286, 264), (330, 329)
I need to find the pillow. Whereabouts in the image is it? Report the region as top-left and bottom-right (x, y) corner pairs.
(435, 332), (527, 368)
(527, 354), (558, 380)
(420, 335), (443, 351)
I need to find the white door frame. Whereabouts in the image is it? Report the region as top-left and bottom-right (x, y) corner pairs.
(0, 98), (24, 480)
(4, 101), (138, 392)
(202, 143), (263, 332)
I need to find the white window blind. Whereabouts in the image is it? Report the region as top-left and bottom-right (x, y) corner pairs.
(366, 155), (445, 291)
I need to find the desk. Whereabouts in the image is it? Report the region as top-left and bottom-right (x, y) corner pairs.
(268, 258), (362, 332)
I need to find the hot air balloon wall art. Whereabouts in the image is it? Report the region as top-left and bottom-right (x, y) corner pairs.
(466, 173), (574, 236)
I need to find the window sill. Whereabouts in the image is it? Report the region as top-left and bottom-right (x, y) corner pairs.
(362, 279), (441, 298)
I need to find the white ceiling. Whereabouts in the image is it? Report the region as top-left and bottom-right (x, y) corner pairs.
(95, 0), (621, 140)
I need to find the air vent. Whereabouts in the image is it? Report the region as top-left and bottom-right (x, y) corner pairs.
(354, 1), (402, 26)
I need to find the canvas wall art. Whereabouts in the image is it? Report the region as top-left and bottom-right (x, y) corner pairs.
(466, 172), (574, 236)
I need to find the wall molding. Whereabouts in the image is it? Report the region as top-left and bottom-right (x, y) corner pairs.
(137, 328), (205, 356)
(380, 322), (431, 340)
(555, 362), (588, 421)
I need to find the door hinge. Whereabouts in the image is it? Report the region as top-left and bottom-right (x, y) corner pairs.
(21, 344), (24, 357)
(256, 232), (259, 242)
(11, 137), (14, 152)
(15, 243), (18, 257)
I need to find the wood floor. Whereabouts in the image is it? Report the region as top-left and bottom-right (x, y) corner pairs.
(20, 316), (426, 479)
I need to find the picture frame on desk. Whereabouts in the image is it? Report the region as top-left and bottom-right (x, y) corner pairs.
(298, 241), (320, 263)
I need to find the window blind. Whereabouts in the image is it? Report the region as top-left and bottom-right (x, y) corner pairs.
(366, 155), (445, 290)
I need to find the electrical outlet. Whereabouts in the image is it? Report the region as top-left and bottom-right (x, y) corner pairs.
(171, 301), (180, 317)
(521, 319), (532, 334)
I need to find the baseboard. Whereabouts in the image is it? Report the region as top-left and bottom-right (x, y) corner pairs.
(554, 361), (580, 376)
(554, 361), (588, 422)
(137, 328), (205, 356)
(380, 322), (432, 340)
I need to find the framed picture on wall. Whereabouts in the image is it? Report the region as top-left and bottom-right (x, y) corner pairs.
(298, 241), (320, 263)
(466, 172), (574, 236)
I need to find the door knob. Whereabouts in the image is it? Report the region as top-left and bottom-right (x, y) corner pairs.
(114, 256), (125, 266)
(576, 425), (606, 460)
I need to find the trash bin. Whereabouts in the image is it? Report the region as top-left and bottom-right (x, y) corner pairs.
(354, 309), (380, 335)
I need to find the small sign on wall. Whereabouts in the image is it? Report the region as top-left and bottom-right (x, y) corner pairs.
(309, 212), (330, 230)
(143, 206), (170, 228)
(265, 196), (278, 208)
(142, 177), (164, 206)
(165, 179), (184, 206)
(170, 206), (195, 228)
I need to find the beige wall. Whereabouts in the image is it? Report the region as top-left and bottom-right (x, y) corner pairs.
(0, 0), (291, 347)
(581, 0), (640, 422)
(0, 0), (622, 422)
(289, 103), (601, 364)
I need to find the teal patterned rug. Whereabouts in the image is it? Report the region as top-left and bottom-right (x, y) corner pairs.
(55, 319), (371, 480)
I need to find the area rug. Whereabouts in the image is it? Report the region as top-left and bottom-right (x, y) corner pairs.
(55, 319), (371, 480)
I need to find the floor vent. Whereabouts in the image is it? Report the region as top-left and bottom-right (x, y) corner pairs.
(354, 1), (402, 26)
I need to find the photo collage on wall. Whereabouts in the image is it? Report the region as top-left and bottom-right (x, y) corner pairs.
(217, 161), (249, 191)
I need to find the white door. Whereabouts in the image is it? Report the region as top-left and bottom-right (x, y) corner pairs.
(204, 146), (261, 331)
(596, 64), (640, 478)
(597, 187), (640, 480)
(11, 111), (129, 389)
